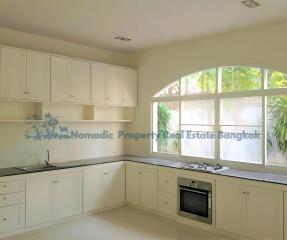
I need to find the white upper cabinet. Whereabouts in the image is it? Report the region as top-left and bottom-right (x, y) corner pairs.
(91, 63), (137, 107)
(0, 47), (26, 100)
(26, 51), (51, 101)
(0, 47), (51, 101)
(123, 69), (137, 107)
(51, 56), (90, 104)
(0, 45), (137, 107)
(106, 66), (122, 105)
(69, 59), (91, 104)
(51, 56), (69, 102)
(91, 63), (107, 105)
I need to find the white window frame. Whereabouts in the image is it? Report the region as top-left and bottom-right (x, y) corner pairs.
(151, 67), (287, 171)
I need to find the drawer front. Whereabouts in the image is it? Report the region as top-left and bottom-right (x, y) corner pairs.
(158, 192), (177, 216)
(0, 192), (25, 207)
(158, 170), (177, 194)
(0, 180), (25, 195)
(0, 204), (25, 234)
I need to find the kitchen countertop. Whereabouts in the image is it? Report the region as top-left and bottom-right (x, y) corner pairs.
(1, 155), (287, 186)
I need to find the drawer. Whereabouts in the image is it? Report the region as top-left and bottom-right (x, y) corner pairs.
(0, 180), (25, 195)
(0, 204), (25, 234)
(158, 170), (177, 194)
(158, 192), (177, 216)
(0, 192), (25, 207)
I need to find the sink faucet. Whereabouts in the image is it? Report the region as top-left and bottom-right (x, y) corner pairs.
(45, 150), (50, 166)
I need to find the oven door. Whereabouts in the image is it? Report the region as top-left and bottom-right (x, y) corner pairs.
(179, 186), (212, 224)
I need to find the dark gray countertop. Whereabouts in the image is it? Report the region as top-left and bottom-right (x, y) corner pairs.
(1, 155), (287, 186)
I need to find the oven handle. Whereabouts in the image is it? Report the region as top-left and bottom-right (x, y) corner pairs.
(180, 187), (208, 195)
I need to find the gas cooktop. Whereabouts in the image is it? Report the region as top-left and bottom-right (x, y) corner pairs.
(181, 162), (228, 173)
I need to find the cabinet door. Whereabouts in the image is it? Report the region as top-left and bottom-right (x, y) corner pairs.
(247, 186), (283, 240)
(123, 69), (137, 107)
(83, 166), (106, 212)
(26, 176), (51, 227)
(69, 59), (91, 104)
(106, 66), (123, 105)
(104, 163), (125, 207)
(216, 180), (245, 236)
(91, 63), (107, 105)
(126, 164), (141, 206)
(0, 204), (25, 234)
(141, 167), (158, 210)
(0, 47), (26, 99)
(51, 172), (82, 219)
(26, 51), (51, 101)
(51, 56), (70, 102)
(158, 170), (177, 194)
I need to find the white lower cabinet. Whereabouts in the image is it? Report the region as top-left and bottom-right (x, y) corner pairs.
(157, 169), (177, 216)
(216, 180), (283, 240)
(126, 163), (158, 210)
(158, 192), (176, 216)
(0, 204), (25, 234)
(26, 171), (82, 227)
(83, 162), (125, 212)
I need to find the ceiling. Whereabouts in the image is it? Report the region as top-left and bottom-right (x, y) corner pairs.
(0, 0), (286, 52)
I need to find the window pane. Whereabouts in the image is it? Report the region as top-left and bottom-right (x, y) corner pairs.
(220, 126), (262, 163)
(268, 70), (287, 89)
(182, 125), (215, 158)
(181, 100), (214, 125)
(267, 96), (287, 166)
(181, 69), (216, 95)
(152, 102), (179, 154)
(154, 81), (179, 97)
(221, 66), (261, 92)
(220, 97), (262, 126)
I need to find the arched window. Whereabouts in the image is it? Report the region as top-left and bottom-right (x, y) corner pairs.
(152, 66), (287, 167)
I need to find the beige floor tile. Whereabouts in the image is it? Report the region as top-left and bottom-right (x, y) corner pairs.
(3, 207), (234, 240)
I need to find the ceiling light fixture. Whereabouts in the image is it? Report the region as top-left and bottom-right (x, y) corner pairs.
(115, 36), (131, 42)
(241, 0), (261, 8)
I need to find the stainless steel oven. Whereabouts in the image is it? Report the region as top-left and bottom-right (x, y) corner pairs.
(178, 177), (212, 224)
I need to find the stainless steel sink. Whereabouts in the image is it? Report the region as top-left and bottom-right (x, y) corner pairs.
(15, 164), (60, 172)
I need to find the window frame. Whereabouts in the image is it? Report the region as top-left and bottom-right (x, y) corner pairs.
(151, 67), (287, 170)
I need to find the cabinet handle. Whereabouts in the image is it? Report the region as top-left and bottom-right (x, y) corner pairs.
(69, 94), (75, 98)
(26, 91), (30, 95)
(3, 184), (6, 188)
(53, 180), (59, 184)
(2, 218), (7, 222)
(2, 197), (6, 200)
(104, 173), (109, 175)
(165, 201), (168, 205)
(165, 180), (168, 184)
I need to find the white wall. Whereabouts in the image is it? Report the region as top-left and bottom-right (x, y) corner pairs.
(0, 27), (133, 168)
(127, 20), (287, 158)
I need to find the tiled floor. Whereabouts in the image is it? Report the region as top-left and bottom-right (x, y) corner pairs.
(3, 207), (234, 240)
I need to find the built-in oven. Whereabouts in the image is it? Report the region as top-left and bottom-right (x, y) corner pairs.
(178, 177), (212, 224)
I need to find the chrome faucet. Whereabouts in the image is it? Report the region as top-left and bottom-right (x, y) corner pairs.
(45, 150), (50, 166)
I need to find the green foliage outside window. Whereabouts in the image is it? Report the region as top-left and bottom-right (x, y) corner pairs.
(269, 96), (287, 154)
(221, 66), (261, 92)
(157, 103), (171, 152)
